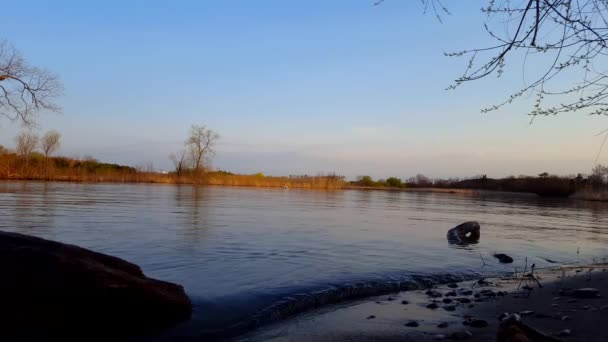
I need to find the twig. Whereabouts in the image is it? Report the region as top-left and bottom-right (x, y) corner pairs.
(517, 257), (528, 290)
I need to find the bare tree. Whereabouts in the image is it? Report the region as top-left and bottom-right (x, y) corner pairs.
(185, 124), (219, 174)
(15, 131), (39, 175)
(0, 40), (62, 126)
(169, 149), (188, 176)
(377, 1), (608, 118)
(40, 129), (61, 178)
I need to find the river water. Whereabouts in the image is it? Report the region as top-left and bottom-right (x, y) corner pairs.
(1, 181), (607, 338)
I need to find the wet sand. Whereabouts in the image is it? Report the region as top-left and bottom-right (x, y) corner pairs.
(240, 264), (608, 341)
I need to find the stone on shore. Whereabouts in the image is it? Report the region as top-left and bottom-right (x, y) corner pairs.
(0, 231), (192, 338)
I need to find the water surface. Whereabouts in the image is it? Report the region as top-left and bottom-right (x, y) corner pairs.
(1, 181), (607, 337)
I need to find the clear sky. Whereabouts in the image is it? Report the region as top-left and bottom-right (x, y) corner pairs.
(1, 0), (606, 179)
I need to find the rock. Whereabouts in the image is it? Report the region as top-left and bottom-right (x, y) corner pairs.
(426, 290), (443, 298)
(480, 289), (496, 297)
(498, 314), (562, 341)
(447, 222), (480, 245)
(572, 288), (601, 298)
(498, 312), (510, 321)
(457, 298), (471, 303)
(448, 330), (473, 340)
(519, 310), (535, 316)
(386, 296), (395, 301)
(444, 305), (456, 311)
(404, 320), (419, 327)
(366, 315), (376, 319)
(0, 231), (192, 338)
(443, 298), (453, 304)
(401, 300), (409, 305)
(448, 283), (459, 288)
(459, 290), (473, 296)
(469, 319), (488, 328)
(556, 329), (571, 337)
(437, 322), (449, 328)
(427, 303), (439, 309)
(445, 291), (458, 297)
(493, 253), (514, 263)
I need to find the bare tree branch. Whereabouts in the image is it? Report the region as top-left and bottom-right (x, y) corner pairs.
(0, 40), (63, 126)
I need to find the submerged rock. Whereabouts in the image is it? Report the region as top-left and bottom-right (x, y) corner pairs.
(0, 231), (192, 338)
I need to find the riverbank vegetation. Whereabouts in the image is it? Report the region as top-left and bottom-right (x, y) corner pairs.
(1, 129), (607, 197)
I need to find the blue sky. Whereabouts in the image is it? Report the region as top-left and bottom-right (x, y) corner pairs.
(1, 0), (606, 179)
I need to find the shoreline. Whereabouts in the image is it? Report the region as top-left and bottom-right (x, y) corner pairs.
(3, 178), (608, 202)
(241, 263), (608, 341)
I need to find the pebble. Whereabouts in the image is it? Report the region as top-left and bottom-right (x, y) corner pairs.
(366, 315), (375, 319)
(556, 329), (571, 337)
(457, 298), (471, 303)
(404, 321), (419, 327)
(444, 305), (456, 312)
(437, 322), (449, 328)
(386, 296), (395, 301)
(401, 300), (409, 305)
(469, 319), (488, 328)
(442, 298), (453, 304)
(426, 290), (443, 298)
(459, 289), (473, 296)
(449, 330), (473, 340)
(572, 287), (600, 298)
(448, 283), (459, 288)
(519, 310), (535, 316)
(427, 303), (439, 310)
(445, 291), (457, 297)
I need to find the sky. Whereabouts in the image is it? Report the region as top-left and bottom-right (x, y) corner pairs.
(1, 0), (607, 179)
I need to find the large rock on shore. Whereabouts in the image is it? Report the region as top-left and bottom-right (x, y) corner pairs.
(0, 231), (192, 338)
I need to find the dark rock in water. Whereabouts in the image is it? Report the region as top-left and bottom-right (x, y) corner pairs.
(447, 222), (480, 245)
(459, 289), (473, 296)
(367, 315), (376, 319)
(0, 230), (192, 339)
(401, 300), (409, 305)
(443, 298), (453, 304)
(386, 296), (395, 301)
(571, 288), (601, 298)
(445, 291), (457, 297)
(448, 283), (459, 288)
(427, 303), (439, 309)
(405, 320), (419, 327)
(437, 322), (449, 328)
(469, 319), (488, 328)
(449, 330), (473, 340)
(457, 298), (471, 303)
(477, 278), (491, 285)
(493, 253), (514, 263)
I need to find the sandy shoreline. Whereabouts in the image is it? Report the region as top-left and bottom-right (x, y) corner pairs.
(240, 264), (608, 341)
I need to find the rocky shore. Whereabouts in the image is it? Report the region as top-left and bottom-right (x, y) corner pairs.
(242, 264), (608, 341)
